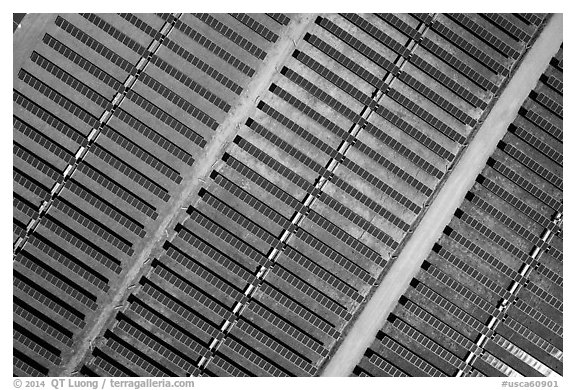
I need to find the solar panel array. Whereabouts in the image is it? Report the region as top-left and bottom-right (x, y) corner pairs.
(13, 13), (289, 377)
(13, 13), (552, 377)
(353, 43), (562, 378)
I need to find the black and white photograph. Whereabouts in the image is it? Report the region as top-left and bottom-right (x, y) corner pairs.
(5, 3), (569, 388)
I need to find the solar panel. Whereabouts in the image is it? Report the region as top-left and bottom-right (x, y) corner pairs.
(114, 319), (195, 375)
(247, 117), (411, 229)
(386, 87), (463, 147)
(219, 338), (288, 377)
(26, 235), (109, 291)
(431, 19), (508, 74)
(104, 336), (170, 376)
(366, 353), (408, 377)
(457, 211), (533, 265)
(185, 209), (269, 270)
(230, 13), (279, 43)
(524, 281), (562, 312)
(411, 13), (435, 25)
(162, 16), (255, 77)
(408, 55), (487, 109)
(89, 354), (133, 377)
(401, 299), (475, 350)
(18, 69), (99, 130)
(161, 37), (243, 95)
(522, 107), (563, 142)
(213, 173), (291, 231)
(445, 228), (522, 282)
(75, 163), (158, 219)
(479, 175), (557, 228)
(125, 299), (208, 358)
(420, 36), (497, 93)
(13, 91), (86, 148)
(388, 318), (466, 371)
(80, 13), (147, 56)
(39, 217), (122, 274)
(114, 107), (196, 165)
(281, 67), (367, 127)
(512, 299), (562, 336)
(482, 14), (532, 43)
(138, 282), (221, 341)
(14, 273), (86, 328)
(500, 143), (562, 189)
(503, 316), (561, 359)
(510, 123), (562, 166)
(14, 325), (62, 365)
(137, 72), (220, 131)
(515, 13), (544, 26)
(268, 265), (351, 321)
(294, 49), (374, 107)
(534, 263), (563, 287)
(268, 85), (434, 190)
(98, 126), (182, 183)
(295, 229), (375, 284)
(534, 91), (563, 118)
(14, 195), (38, 221)
(306, 210), (383, 266)
(163, 246), (245, 304)
(243, 300), (328, 357)
(201, 191), (279, 250)
(317, 17), (400, 75)
(55, 16), (135, 74)
(231, 319), (315, 375)
(30, 51), (110, 110)
(377, 335), (445, 377)
(16, 251), (98, 311)
(51, 198), (133, 255)
(90, 144), (171, 202)
(412, 282), (486, 334)
(65, 180), (145, 238)
(117, 13), (164, 40)
(233, 136), (316, 193)
(257, 101), (340, 160)
(150, 264), (233, 325)
(281, 245), (364, 302)
(224, 155), (306, 214)
(330, 175), (411, 231)
(42, 34), (123, 91)
(258, 283), (340, 339)
(266, 13), (291, 26)
(341, 14), (411, 59)
(467, 192), (545, 246)
(543, 70), (563, 94)
(447, 14), (520, 59)
(304, 33), (388, 91)
(377, 13), (421, 40)
(172, 229), (255, 288)
(14, 300), (73, 347)
(207, 355), (250, 377)
(14, 143), (62, 182)
(124, 90), (205, 149)
(148, 55), (231, 112)
(13, 352), (48, 377)
(425, 264), (497, 316)
(192, 13), (267, 60)
(14, 117), (74, 165)
(489, 157), (562, 208)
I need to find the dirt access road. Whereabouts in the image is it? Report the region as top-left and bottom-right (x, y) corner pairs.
(321, 13), (563, 377)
